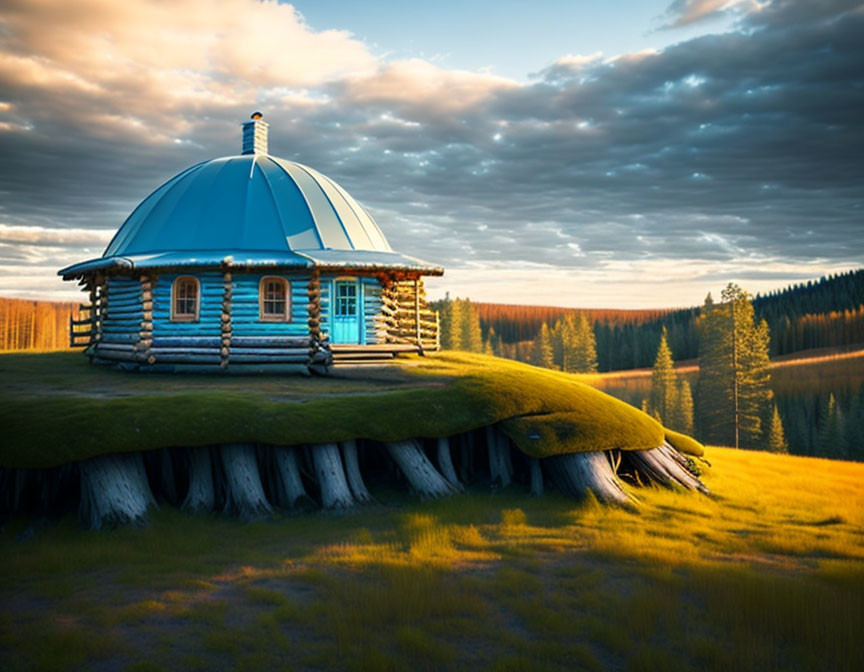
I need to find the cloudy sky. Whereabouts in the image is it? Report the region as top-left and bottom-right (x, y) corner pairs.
(0, 0), (861, 307)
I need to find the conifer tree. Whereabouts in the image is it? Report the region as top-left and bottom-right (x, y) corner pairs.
(462, 300), (483, 353)
(767, 404), (788, 453)
(531, 323), (555, 369)
(696, 283), (774, 448)
(571, 314), (598, 373)
(649, 328), (677, 422)
(553, 318), (574, 371)
(444, 298), (463, 350)
(671, 379), (695, 436)
(816, 394), (846, 458)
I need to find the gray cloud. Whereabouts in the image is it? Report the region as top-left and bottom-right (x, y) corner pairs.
(0, 0), (862, 304)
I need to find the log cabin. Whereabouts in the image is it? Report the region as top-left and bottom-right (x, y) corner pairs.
(59, 112), (443, 372)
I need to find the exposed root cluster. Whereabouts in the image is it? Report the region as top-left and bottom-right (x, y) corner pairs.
(0, 424), (708, 530)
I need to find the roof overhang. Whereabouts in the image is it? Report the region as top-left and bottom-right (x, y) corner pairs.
(294, 249), (444, 276)
(59, 249), (443, 279)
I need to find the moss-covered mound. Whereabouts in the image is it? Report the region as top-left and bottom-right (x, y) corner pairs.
(0, 351), (688, 469)
(665, 429), (705, 457)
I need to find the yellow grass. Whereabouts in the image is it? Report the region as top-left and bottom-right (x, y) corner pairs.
(1, 447), (862, 671)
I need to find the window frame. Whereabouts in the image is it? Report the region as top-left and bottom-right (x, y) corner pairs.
(258, 275), (291, 322)
(170, 275), (201, 322)
(333, 277), (359, 318)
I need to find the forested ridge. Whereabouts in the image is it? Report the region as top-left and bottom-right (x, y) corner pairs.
(444, 268), (864, 372)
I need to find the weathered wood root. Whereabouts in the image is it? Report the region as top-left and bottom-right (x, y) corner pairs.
(182, 447), (216, 514)
(385, 439), (455, 500)
(219, 443), (272, 519)
(311, 443), (354, 509)
(273, 446), (314, 509)
(436, 437), (464, 491)
(341, 441), (372, 503)
(624, 443), (709, 494)
(486, 425), (513, 488)
(528, 457), (543, 497)
(79, 453), (156, 530)
(545, 451), (634, 508)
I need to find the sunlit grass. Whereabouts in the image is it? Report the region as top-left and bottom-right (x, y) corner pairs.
(1, 447), (862, 670)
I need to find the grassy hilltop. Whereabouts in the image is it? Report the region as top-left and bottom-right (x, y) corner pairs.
(1, 446), (862, 671)
(0, 351), (696, 469)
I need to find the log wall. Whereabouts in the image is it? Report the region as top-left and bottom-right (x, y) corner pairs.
(84, 268), (439, 368)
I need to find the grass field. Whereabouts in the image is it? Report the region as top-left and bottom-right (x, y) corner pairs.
(2, 446), (862, 671)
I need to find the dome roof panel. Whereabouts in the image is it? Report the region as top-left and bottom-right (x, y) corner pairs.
(257, 157), (321, 249)
(103, 154), (395, 259)
(269, 159), (352, 250)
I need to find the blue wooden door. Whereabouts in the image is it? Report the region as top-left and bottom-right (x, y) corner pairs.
(332, 280), (361, 344)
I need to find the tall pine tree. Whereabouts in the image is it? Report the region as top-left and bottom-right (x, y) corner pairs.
(696, 283), (775, 448)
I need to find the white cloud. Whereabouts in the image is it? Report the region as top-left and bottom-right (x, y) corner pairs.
(0, 224), (113, 246)
(0, 0), (377, 135)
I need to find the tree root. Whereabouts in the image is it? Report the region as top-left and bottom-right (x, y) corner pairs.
(486, 425), (513, 487)
(79, 453), (155, 530)
(545, 451), (635, 509)
(273, 446), (314, 509)
(623, 443), (709, 494)
(311, 443), (354, 509)
(341, 441), (372, 503)
(218, 443), (272, 519)
(385, 439), (455, 499)
(436, 437), (464, 491)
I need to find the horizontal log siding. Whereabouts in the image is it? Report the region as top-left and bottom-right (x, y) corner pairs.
(102, 276), (143, 334)
(152, 273), (223, 337)
(230, 273), (311, 338)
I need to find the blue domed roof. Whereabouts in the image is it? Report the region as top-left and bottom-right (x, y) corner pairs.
(106, 155), (391, 257)
(60, 153), (442, 278)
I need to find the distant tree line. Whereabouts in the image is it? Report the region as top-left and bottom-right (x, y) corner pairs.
(0, 297), (79, 351)
(439, 269), (864, 371)
(439, 280), (864, 459)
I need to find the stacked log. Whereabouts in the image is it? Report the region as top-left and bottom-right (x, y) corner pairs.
(94, 275), (151, 365)
(377, 277), (440, 351)
(220, 269), (233, 368)
(306, 270), (331, 370)
(137, 274), (155, 365)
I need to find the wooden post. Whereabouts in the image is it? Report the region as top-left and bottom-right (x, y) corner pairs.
(138, 274), (155, 365)
(435, 310), (440, 351)
(220, 265), (233, 369)
(306, 268), (324, 368)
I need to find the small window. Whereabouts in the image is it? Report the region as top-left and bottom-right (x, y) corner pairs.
(259, 276), (290, 321)
(334, 280), (358, 317)
(171, 276), (200, 322)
